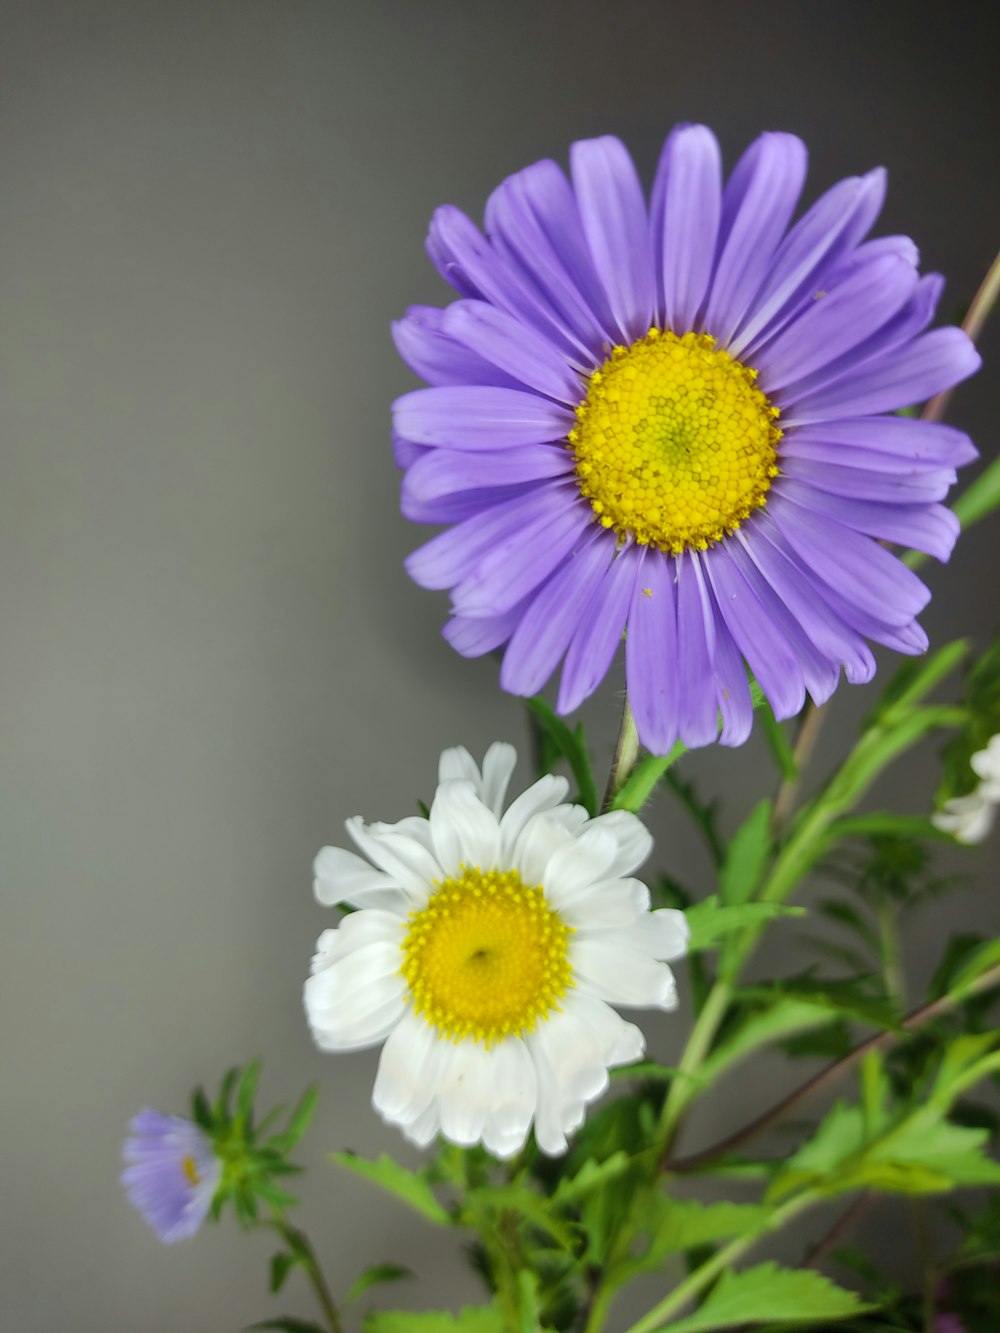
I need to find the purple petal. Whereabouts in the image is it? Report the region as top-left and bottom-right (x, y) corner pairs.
(441, 300), (583, 404)
(570, 135), (656, 343)
(780, 455), (955, 502)
(783, 327), (980, 424)
(703, 132), (808, 344)
(625, 551), (680, 754)
(392, 306), (523, 389)
(674, 552), (724, 747)
(757, 254), (916, 391)
(769, 492), (929, 625)
(649, 123), (722, 334)
(500, 528), (616, 695)
(401, 480), (539, 525)
(485, 158), (616, 358)
(392, 430), (428, 470)
(737, 519), (876, 684)
(393, 385), (573, 450)
(403, 443), (574, 505)
(557, 543), (645, 714)
(702, 544), (807, 719)
(781, 416), (978, 468)
(780, 478), (960, 562)
(405, 481), (572, 589)
(443, 601), (528, 657)
(698, 560), (755, 747)
(826, 234), (920, 284)
(730, 168), (886, 358)
(451, 494), (593, 616)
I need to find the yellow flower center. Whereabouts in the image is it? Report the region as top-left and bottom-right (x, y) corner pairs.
(400, 866), (573, 1046)
(181, 1155), (201, 1187)
(568, 329), (782, 554)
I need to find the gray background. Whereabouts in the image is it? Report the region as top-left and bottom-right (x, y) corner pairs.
(2, 2), (998, 1329)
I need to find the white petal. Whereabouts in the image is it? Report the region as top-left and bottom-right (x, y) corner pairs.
(429, 779), (501, 875)
(512, 811), (575, 886)
(558, 877), (651, 927)
(542, 827), (619, 902)
(570, 938), (679, 1009)
(437, 1041), (495, 1147)
(346, 817), (442, 901)
(482, 1038), (538, 1159)
(581, 810), (654, 877)
(932, 791), (995, 843)
(479, 742), (518, 816)
(498, 773), (570, 861)
(438, 745), (481, 787)
(304, 941), (407, 1050)
(314, 845), (398, 907)
(309, 910), (405, 970)
(596, 908), (690, 962)
(401, 1100), (440, 1148)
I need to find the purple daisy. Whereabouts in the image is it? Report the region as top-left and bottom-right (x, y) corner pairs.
(392, 125), (980, 753)
(122, 1108), (220, 1242)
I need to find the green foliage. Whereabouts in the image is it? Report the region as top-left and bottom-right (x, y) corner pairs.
(246, 1320), (329, 1333)
(363, 1307), (505, 1332)
(657, 1262), (870, 1331)
(613, 1199), (771, 1287)
(718, 799), (773, 904)
(685, 897), (803, 951)
(329, 1152), (452, 1226)
(345, 1264), (413, 1305)
(524, 696), (598, 815)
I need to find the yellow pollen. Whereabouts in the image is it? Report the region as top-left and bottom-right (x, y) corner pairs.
(181, 1155), (201, 1187)
(400, 866), (573, 1046)
(569, 329), (782, 554)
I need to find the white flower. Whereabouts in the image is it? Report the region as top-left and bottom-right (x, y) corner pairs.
(932, 790), (996, 845)
(970, 734), (1000, 802)
(304, 743), (687, 1158)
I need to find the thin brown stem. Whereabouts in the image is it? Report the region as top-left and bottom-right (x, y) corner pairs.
(804, 1193), (873, 1268)
(923, 246), (1000, 424)
(772, 700), (827, 836)
(602, 694), (640, 812)
(669, 961), (1000, 1173)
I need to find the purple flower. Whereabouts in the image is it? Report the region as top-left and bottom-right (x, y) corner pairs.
(392, 126), (979, 754)
(122, 1109), (220, 1242)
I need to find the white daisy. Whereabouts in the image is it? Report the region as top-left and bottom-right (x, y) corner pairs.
(304, 743), (687, 1158)
(970, 734), (1000, 802)
(932, 789), (996, 845)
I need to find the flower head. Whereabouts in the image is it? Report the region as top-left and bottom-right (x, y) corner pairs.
(304, 743), (687, 1157)
(393, 126), (979, 753)
(122, 1109), (221, 1242)
(933, 732), (1000, 844)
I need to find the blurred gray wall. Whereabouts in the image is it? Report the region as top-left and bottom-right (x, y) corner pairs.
(1, 2), (997, 1329)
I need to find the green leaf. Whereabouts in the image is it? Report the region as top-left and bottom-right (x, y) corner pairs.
(947, 937), (1000, 1001)
(346, 1263), (413, 1305)
(268, 1085), (319, 1153)
(551, 1150), (631, 1206)
(758, 707), (797, 780)
(719, 801), (773, 905)
(363, 1308), (505, 1332)
(191, 1086), (213, 1131)
(741, 976), (901, 1033)
(685, 896), (804, 951)
(611, 742), (686, 812)
(701, 997), (840, 1081)
(869, 639), (969, 723)
(832, 813), (951, 842)
(269, 1251), (297, 1294)
(952, 449), (1000, 533)
(236, 1060), (261, 1126)
(524, 696), (598, 816)
(657, 1262), (870, 1331)
(330, 1152), (451, 1226)
(465, 1182), (576, 1251)
(816, 899), (881, 956)
(614, 1199), (770, 1285)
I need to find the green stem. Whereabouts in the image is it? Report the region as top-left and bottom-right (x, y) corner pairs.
(625, 1194), (817, 1333)
(657, 980), (733, 1154)
(270, 1213), (344, 1333)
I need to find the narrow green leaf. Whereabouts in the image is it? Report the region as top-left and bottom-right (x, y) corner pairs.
(741, 976), (901, 1033)
(701, 998), (839, 1082)
(191, 1087), (213, 1131)
(346, 1263), (413, 1306)
(465, 1182), (577, 1251)
(948, 937), (1000, 1001)
(524, 696), (598, 815)
(236, 1059), (261, 1126)
(330, 1152), (451, 1226)
(758, 707), (798, 780)
(552, 1150), (631, 1206)
(612, 741), (686, 812)
(869, 639), (969, 723)
(816, 899), (880, 956)
(686, 896), (803, 951)
(951, 450), (1000, 533)
(614, 1199), (770, 1285)
(657, 1262), (870, 1331)
(269, 1251), (297, 1294)
(719, 801), (773, 905)
(268, 1085), (319, 1153)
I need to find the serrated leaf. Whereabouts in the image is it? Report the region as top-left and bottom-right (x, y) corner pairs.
(658, 1261), (869, 1331)
(330, 1152), (451, 1226)
(701, 998), (839, 1081)
(742, 976), (901, 1033)
(552, 1150), (631, 1206)
(465, 1183), (576, 1251)
(685, 896), (804, 951)
(524, 696), (598, 816)
(615, 1199), (769, 1285)
(346, 1263), (413, 1305)
(363, 1307), (505, 1332)
(719, 800), (773, 905)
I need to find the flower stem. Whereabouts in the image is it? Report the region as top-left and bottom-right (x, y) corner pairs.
(269, 1213), (344, 1333)
(602, 695), (640, 811)
(922, 245), (1000, 424)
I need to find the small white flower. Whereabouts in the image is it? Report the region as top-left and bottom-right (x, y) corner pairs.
(304, 743), (687, 1158)
(970, 734), (1000, 802)
(932, 790), (996, 845)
